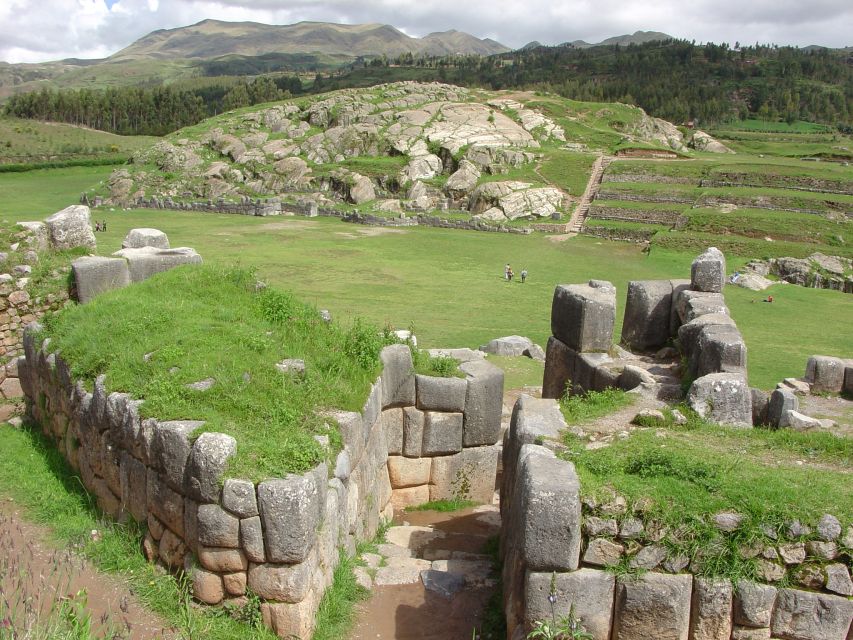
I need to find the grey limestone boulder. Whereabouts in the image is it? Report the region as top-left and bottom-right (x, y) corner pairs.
(18, 221), (49, 252)
(844, 366), (853, 396)
(768, 388), (798, 428)
(691, 247), (726, 293)
(403, 407), (424, 457)
(258, 471), (321, 563)
(45, 205), (97, 251)
(669, 279), (692, 334)
(421, 411), (463, 455)
(804, 355), (847, 393)
(197, 503), (240, 548)
(677, 312), (736, 361)
(459, 359), (504, 446)
(526, 569), (615, 640)
(688, 373), (752, 427)
(112, 246), (202, 283)
(146, 471), (184, 537)
(72, 256), (131, 303)
(119, 452), (148, 523)
(380, 344), (415, 408)
(239, 516), (266, 563)
(621, 280), (673, 351)
(690, 577), (732, 640)
(479, 335), (534, 357)
(184, 432), (236, 503)
(770, 589), (852, 640)
(515, 444), (581, 571)
(750, 388), (769, 426)
(415, 374), (467, 412)
(121, 228), (170, 250)
(612, 573), (692, 640)
(382, 408), (404, 456)
(551, 283), (615, 353)
(247, 555), (316, 603)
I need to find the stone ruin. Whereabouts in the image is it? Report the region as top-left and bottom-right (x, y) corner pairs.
(543, 247), (755, 427)
(72, 227), (202, 303)
(18, 318), (504, 638)
(499, 396), (853, 640)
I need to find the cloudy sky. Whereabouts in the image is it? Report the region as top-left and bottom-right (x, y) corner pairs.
(1, 0), (851, 64)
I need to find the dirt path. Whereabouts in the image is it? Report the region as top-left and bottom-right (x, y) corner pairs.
(349, 505), (501, 640)
(0, 501), (175, 639)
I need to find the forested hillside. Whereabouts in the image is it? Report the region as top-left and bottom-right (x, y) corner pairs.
(4, 39), (851, 135)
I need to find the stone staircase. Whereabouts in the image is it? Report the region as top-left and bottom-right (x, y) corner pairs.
(567, 154), (613, 233)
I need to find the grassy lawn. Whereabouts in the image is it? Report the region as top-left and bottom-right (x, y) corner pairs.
(0, 164), (116, 218)
(537, 149), (596, 196)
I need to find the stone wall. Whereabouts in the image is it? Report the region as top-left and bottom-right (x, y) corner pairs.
(19, 333), (503, 639)
(542, 248), (755, 427)
(588, 205), (683, 225)
(580, 225), (661, 243)
(499, 396), (853, 640)
(596, 189), (696, 205)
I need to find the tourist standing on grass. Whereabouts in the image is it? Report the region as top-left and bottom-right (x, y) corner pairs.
(507, 266), (514, 281)
(505, 263), (510, 280)
(521, 269), (528, 283)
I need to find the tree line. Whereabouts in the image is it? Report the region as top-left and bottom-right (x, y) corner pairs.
(3, 40), (851, 135)
(3, 76), (304, 136)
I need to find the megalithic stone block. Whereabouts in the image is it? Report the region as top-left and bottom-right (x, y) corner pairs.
(696, 324), (747, 377)
(691, 247), (726, 293)
(687, 373), (752, 428)
(804, 355), (847, 393)
(542, 336), (577, 399)
(550, 282), (616, 353)
(621, 280), (673, 351)
(72, 256), (131, 303)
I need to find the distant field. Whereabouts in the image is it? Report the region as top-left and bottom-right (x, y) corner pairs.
(0, 117), (157, 165)
(713, 119), (833, 134)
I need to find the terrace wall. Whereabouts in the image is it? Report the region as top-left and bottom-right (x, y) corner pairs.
(18, 331), (503, 639)
(500, 396), (853, 640)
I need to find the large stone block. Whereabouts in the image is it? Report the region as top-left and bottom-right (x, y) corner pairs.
(542, 336), (576, 399)
(197, 503), (240, 548)
(193, 568), (224, 605)
(382, 408), (404, 456)
(844, 366), (853, 396)
(248, 554), (316, 603)
(687, 373), (752, 427)
(45, 205), (96, 251)
(696, 324), (747, 377)
(221, 478), (258, 518)
(261, 588), (318, 640)
(258, 472), (321, 563)
(17, 220), (49, 252)
(150, 420), (203, 492)
(402, 407), (424, 457)
(612, 573), (693, 640)
(198, 546), (248, 572)
(380, 344), (415, 408)
(770, 588), (852, 640)
(690, 577), (732, 640)
(526, 569), (615, 640)
(429, 445), (498, 504)
(573, 352), (612, 396)
(146, 470), (184, 537)
(119, 451), (148, 523)
(479, 335), (534, 356)
(768, 388), (798, 428)
(415, 374), (467, 412)
(361, 380), (382, 438)
(675, 290), (729, 324)
(550, 283), (616, 353)
(240, 516), (266, 563)
(669, 279), (692, 335)
(516, 445), (581, 571)
(112, 246), (202, 283)
(387, 456), (432, 488)
(121, 228), (170, 250)
(691, 247), (726, 293)
(459, 359), (504, 446)
(184, 431), (236, 503)
(621, 280), (673, 351)
(750, 388), (769, 427)
(71, 256), (131, 303)
(421, 411), (463, 456)
(390, 484), (430, 510)
(734, 581), (776, 628)
(804, 355), (847, 393)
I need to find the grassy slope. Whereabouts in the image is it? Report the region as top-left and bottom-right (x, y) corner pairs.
(44, 264), (393, 481)
(0, 117), (157, 163)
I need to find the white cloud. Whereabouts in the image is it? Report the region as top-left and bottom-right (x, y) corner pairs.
(1, 0), (850, 63)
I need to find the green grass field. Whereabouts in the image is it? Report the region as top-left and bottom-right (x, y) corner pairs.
(2, 165), (851, 391)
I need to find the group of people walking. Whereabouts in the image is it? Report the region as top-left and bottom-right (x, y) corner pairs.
(94, 220), (108, 232)
(504, 263), (527, 283)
